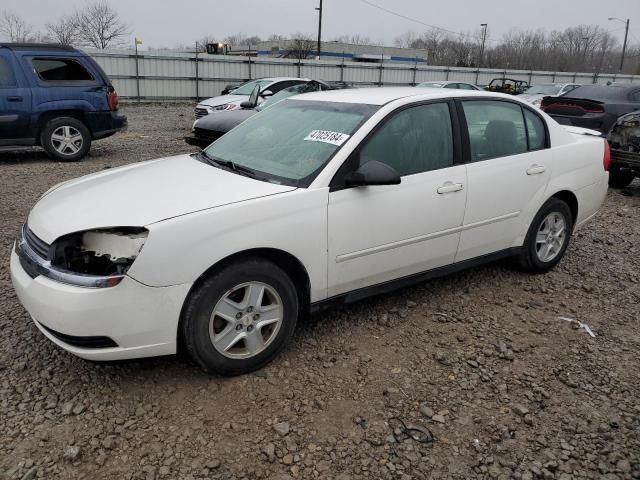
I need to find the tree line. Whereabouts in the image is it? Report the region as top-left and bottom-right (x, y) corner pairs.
(394, 26), (639, 75)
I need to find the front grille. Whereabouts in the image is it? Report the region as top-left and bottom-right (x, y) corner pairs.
(24, 226), (50, 259)
(38, 322), (119, 349)
(193, 127), (224, 143)
(194, 107), (209, 119)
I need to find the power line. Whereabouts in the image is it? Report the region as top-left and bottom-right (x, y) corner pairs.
(355, 0), (499, 43)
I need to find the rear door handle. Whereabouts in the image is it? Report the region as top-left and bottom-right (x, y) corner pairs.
(526, 164), (546, 175)
(7, 96), (23, 102)
(437, 182), (464, 194)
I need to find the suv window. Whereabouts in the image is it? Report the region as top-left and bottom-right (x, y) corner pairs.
(32, 58), (94, 82)
(462, 100), (528, 161)
(359, 103), (454, 176)
(0, 56), (16, 87)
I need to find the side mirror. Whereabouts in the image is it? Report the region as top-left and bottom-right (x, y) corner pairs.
(261, 89), (274, 97)
(345, 160), (401, 187)
(240, 101), (253, 109)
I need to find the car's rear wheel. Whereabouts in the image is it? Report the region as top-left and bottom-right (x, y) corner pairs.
(41, 117), (91, 162)
(182, 258), (298, 375)
(519, 198), (573, 273)
(608, 166), (635, 189)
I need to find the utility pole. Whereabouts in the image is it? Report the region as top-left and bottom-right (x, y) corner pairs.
(621, 18), (630, 72)
(479, 24), (488, 68)
(316, 0), (323, 60)
(608, 17), (630, 73)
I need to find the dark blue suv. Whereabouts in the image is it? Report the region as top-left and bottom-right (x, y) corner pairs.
(0, 43), (127, 161)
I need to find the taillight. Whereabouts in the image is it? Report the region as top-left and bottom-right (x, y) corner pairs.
(603, 139), (611, 172)
(107, 86), (119, 111)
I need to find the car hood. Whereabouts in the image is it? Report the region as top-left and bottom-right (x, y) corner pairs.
(198, 94), (248, 108)
(28, 154), (296, 243)
(519, 94), (545, 103)
(195, 109), (257, 132)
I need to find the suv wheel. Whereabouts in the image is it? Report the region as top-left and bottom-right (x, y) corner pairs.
(519, 198), (573, 273)
(608, 166), (635, 189)
(41, 117), (91, 162)
(182, 258), (298, 376)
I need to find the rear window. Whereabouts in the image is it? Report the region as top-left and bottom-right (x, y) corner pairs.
(32, 58), (94, 82)
(563, 85), (628, 101)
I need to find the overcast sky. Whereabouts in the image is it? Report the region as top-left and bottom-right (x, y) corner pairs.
(3, 0), (639, 49)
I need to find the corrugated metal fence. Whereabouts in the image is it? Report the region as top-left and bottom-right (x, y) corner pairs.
(86, 48), (639, 101)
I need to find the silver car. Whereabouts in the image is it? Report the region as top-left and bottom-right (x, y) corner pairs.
(519, 83), (580, 107)
(417, 80), (481, 90)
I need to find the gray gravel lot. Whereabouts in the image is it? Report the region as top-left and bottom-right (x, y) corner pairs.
(1, 103), (639, 480)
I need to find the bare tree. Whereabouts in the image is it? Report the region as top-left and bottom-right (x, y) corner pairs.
(46, 15), (79, 46)
(75, 1), (130, 49)
(267, 34), (287, 41)
(286, 34), (315, 59)
(0, 10), (35, 42)
(224, 32), (261, 47)
(332, 34), (373, 45)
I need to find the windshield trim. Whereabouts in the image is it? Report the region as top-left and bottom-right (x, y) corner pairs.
(203, 99), (379, 188)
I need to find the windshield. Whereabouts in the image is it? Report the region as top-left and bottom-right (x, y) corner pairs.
(229, 79), (273, 96)
(524, 85), (562, 95)
(256, 82), (328, 112)
(418, 82), (444, 88)
(204, 99), (378, 186)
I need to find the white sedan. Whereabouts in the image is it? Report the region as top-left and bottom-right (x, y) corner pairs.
(11, 88), (610, 375)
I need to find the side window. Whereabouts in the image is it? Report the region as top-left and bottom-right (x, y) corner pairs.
(359, 103), (454, 176)
(0, 56), (17, 88)
(459, 83), (477, 90)
(462, 100), (528, 161)
(629, 89), (640, 102)
(524, 109), (547, 150)
(32, 58), (94, 82)
(444, 83), (459, 89)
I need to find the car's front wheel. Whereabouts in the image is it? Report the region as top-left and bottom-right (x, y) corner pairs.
(519, 198), (573, 273)
(41, 117), (91, 162)
(182, 258), (298, 375)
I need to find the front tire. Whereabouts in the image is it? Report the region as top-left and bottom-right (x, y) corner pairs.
(519, 198), (573, 273)
(182, 258), (298, 376)
(608, 166), (635, 189)
(41, 117), (91, 162)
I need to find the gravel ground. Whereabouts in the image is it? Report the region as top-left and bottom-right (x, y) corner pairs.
(1, 104), (639, 480)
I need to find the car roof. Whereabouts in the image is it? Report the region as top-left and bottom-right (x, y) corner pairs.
(293, 87), (503, 105)
(262, 77), (309, 83)
(0, 43), (79, 53)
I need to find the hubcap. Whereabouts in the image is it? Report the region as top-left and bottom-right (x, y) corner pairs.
(209, 282), (283, 359)
(535, 212), (567, 263)
(51, 126), (83, 155)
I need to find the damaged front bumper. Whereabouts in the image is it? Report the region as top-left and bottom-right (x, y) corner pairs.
(10, 248), (191, 361)
(608, 112), (640, 173)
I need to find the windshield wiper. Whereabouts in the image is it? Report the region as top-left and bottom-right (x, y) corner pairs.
(198, 151), (261, 179)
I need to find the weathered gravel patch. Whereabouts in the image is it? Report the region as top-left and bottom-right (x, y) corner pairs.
(1, 103), (639, 480)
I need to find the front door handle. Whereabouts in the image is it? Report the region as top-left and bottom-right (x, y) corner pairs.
(526, 164), (546, 175)
(7, 96), (23, 102)
(437, 182), (464, 194)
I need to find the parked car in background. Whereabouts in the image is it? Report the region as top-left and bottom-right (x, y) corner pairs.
(12, 88), (609, 375)
(540, 84), (640, 187)
(518, 83), (580, 107)
(485, 78), (530, 95)
(607, 111), (640, 188)
(416, 80), (481, 90)
(0, 43), (126, 162)
(194, 77), (309, 119)
(186, 80), (339, 148)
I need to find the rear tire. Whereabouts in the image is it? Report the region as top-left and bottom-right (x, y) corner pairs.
(519, 198), (573, 273)
(41, 117), (91, 162)
(608, 167), (635, 189)
(181, 258), (298, 376)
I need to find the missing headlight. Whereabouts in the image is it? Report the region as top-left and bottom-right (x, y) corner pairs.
(51, 227), (148, 277)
